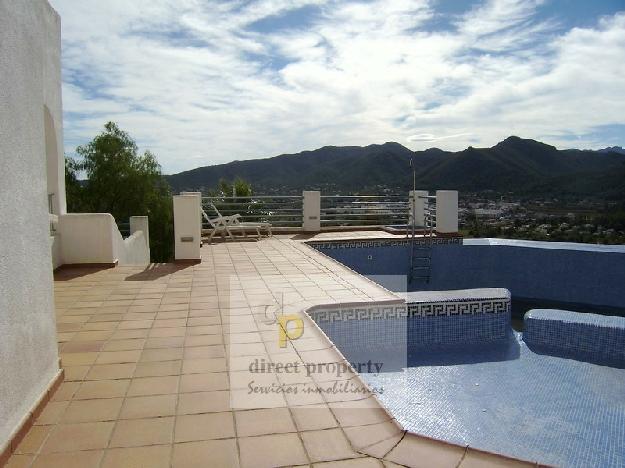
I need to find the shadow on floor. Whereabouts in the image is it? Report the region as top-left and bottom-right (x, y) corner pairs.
(54, 265), (115, 281)
(290, 233), (318, 240)
(124, 263), (193, 281)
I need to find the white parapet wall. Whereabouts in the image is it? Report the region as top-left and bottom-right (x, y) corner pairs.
(435, 190), (459, 233)
(57, 213), (150, 266)
(303, 191), (321, 232)
(174, 194), (202, 262)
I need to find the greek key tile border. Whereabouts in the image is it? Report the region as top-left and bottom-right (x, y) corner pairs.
(407, 298), (510, 317)
(309, 304), (408, 323)
(307, 237), (463, 250)
(308, 297), (510, 323)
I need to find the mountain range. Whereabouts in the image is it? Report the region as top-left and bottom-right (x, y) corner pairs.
(165, 137), (625, 198)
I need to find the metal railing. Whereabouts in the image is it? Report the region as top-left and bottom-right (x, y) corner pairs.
(202, 196), (304, 228)
(421, 195), (437, 233)
(320, 195), (408, 227)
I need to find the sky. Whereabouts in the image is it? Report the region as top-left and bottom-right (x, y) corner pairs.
(50, 0), (625, 174)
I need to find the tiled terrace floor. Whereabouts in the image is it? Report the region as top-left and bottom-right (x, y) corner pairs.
(7, 234), (533, 467)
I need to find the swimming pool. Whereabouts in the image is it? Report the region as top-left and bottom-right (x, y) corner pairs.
(306, 238), (625, 466)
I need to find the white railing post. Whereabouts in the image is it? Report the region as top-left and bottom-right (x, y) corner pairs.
(130, 216), (150, 260)
(302, 191), (321, 232)
(174, 194), (201, 262)
(409, 190), (428, 227)
(435, 190), (458, 233)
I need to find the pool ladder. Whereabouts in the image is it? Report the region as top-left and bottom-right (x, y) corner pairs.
(408, 196), (436, 283)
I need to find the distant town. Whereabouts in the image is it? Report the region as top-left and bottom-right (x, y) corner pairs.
(459, 193), (625, 244)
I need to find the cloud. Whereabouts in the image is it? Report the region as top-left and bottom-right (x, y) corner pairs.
(50, 0), (625, 174)
(407, 133), (473, 143)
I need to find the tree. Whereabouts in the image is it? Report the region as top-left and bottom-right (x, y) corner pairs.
(217, 177), (252, 198)
(65, 157), (86, 213)
(67, 122), (173, 262)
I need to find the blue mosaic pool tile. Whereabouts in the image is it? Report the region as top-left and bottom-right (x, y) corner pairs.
(524, 309), (625, 367)
(360, 335), (625, 468)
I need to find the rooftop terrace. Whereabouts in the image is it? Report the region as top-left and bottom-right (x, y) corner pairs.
(4, 233), (532, 468)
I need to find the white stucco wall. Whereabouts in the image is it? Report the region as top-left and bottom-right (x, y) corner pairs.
(0, 0), (62, 448)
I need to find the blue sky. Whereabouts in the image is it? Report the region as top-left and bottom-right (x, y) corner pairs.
(50, 0), (625, 174)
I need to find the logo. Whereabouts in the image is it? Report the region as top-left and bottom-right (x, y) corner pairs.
(278, 314), (304, 347)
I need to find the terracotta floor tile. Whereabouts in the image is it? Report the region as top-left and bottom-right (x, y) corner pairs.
(238, 432), (308, 468)
(95, 350), (142, 365)
(34, 401), (69, 425)
(149, 327), (186, 338)
(119, 394), (178, 419)
(4, 454), (33, 468)
(229, 387), (286, 410)
(179, 373), (229, 393)
(126, 376), (179, 396)
(31, 450), (103, 468)
(183, 345), (225, 359)
(329, 398), (392, 427)
(172, 439), (239, 468)
(174, 412), (235, 442)
(73, 331), (114, 341)
(140, 347), (184, 362)
(186, 325), (222, 336)
(74, 379), (131, 400)
(177, 390), (230, 414)
(60, 352), (99, 366)
(85, 363), (137, 380)
(40, 422), (114, 453)
(235, 407), (296, 437)
(291, 405), (339, 431)
(14, 425), (52, 454)
(134, 360), (182, 377)
(145, 336), (185, 349)
(315, 458), (384, 467)
(102, 339), (146, 351)
(62, 398), (124, 423)
(109, 417), (175, 448)
(111, 329), (149, 340)
(302, 428), (362, 462)
(187, 317), (221, 327)
(51, 381), (81, 401)
(101, 445), (172, 468)
(154, 318), (187, 328)
(63, 365), (90, 382)
(61, 341), (105, 353)
(181, 358), (227, 374)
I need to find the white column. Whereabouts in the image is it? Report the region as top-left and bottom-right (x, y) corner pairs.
(174, 194), (201, 262)
(409, 190), (428, 227)
(435, 190), (458, 233)
(302, 191), (321, 232)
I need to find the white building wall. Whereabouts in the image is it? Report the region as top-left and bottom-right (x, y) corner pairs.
(0, 0), (62, 448)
